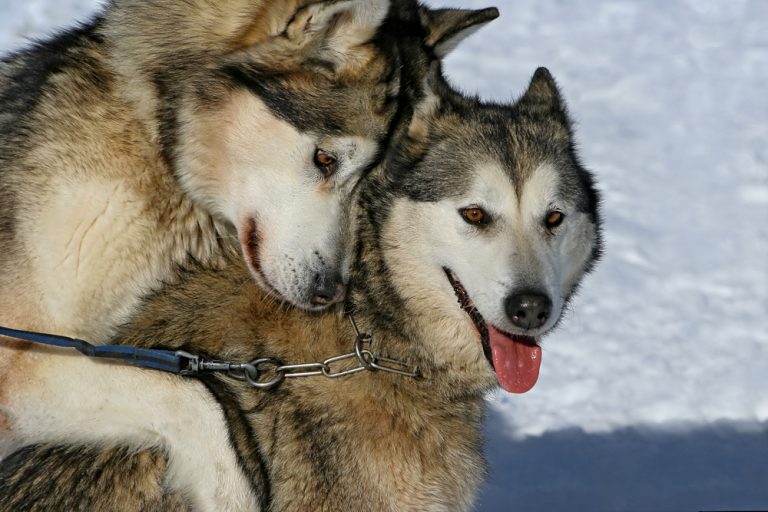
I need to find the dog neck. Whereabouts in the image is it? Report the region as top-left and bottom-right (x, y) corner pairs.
(114, 248), (488, 509)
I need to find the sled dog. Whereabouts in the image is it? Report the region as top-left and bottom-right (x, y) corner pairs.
(0, 0), (497, 343)
(0, 3), (503, 510)
(0, 64), (602, 511)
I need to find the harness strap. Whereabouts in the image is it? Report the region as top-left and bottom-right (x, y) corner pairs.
(0, 326), (197, 374)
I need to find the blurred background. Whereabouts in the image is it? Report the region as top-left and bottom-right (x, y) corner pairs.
(1, 0), (766, 510)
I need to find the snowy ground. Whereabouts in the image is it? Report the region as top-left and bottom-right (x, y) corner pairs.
(1, 0), (767, 510)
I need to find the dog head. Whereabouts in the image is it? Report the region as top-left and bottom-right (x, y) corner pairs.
(106, 0), (498, 310)
(357, 67), (602, 392)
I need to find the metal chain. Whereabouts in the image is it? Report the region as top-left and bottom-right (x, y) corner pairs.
(178, 315), (420, 390)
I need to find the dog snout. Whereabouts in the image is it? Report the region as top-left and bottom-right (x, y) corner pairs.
(505, 291), (552, 331)
(310, 271), (347, 306)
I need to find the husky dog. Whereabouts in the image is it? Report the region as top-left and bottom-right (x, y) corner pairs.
(0, 63), (601, 510)
(0, 0), (401, 345)
(0, 0), (501, 346)
(0, 3), (502, 510)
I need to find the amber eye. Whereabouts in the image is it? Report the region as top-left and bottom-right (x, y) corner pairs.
(461, 207), (490, 226)
(545, 210), (565, 230)
(314, 149), (338, 178)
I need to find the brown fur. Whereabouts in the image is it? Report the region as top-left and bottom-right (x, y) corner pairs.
(0, 0), (406, 440)
(1, 445), (187, 511)
(0, 254), (487, 511)
(0, 65), (603, 510)
(0, 6), (532, 511)
(0, 0), (401, 342)
(234, 0), (307, 49)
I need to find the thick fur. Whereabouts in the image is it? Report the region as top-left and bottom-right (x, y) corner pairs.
(0, 3), (404, 502)
(0, 67), (601, 511)
(0, 4), (503, 510)
(0, 445), (187, 511)
(0, 0), (403, 349)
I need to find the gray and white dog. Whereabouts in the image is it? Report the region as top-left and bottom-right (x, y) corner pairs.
(0, 60), (601, 511)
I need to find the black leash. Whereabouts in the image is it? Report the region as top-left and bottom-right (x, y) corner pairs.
(0, 326), (198, 375)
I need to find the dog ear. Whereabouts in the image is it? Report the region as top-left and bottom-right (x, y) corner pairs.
(518, 67), (567, 114)
(419, 7), (499, 58)
(240, 0), (390, 75)
(407, 62), (447, 141)
(517, 67), (574, 143)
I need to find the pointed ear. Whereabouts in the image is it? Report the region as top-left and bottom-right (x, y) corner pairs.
(518, 67), (567, 114)
(419, 7), (499, 58)
(286, 0), (390, 56)
(407, 62), (445, 141)
(241, 0), (390, 74)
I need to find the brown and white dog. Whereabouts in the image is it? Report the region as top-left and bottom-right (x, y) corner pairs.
(0, 1), (501, 509)
(0, 62), (601, 510)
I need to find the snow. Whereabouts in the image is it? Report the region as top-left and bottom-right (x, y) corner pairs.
(0, 0), (102, 49)
(1, 0), (766, 510)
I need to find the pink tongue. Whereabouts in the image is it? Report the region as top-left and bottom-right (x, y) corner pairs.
(488, 325), (542, 393)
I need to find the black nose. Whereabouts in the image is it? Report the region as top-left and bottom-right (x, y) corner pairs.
(505, 291), (552, 331)
(310, 272), (346, 306)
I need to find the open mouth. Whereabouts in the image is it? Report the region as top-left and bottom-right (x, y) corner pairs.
(444, 268), (542, 394)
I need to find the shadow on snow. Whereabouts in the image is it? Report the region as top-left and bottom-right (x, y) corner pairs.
(479, 409), (768, 512)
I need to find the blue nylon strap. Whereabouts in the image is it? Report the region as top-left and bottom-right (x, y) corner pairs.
(0, 326), (191, 374)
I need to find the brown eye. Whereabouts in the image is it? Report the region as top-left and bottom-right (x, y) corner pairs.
(545, 210), (565, 229)
(461, 207), (490, 226)
(314, 149), (338, 178)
